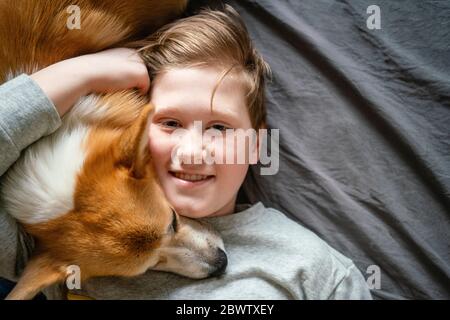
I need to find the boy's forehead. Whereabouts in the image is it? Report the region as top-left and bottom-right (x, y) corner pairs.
(150, 66), (250, 122)
(153, 103), (241, 121)
(151, 66), (246, 92)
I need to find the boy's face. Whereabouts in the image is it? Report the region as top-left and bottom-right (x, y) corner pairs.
(148, 66), (255, 218)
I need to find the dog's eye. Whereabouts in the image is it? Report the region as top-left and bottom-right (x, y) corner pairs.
(170, 209), (178, 233)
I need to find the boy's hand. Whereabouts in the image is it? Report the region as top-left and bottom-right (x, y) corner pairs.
(80, 48), (150, 95)
(31, 48), (150, 117)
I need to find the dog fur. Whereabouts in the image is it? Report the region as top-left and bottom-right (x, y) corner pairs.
(0, 0), (227, 300)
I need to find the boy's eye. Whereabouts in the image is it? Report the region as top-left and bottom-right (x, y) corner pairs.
(161, 120), (181, 129)
(207, 124), (229, 132)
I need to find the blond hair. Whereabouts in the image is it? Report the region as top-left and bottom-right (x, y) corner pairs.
(132, 5), (271, 129)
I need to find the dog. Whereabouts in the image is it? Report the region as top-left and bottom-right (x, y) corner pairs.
(0, 0), (227, 300)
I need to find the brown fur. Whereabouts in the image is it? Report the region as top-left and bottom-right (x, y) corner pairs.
(1, 0), (226, 300)
(0, 0), (188, 82)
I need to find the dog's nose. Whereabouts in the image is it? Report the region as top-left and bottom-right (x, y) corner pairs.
(209, 248), (228, 277)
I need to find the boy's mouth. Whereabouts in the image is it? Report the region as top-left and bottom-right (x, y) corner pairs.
(169, 171), (215, 183)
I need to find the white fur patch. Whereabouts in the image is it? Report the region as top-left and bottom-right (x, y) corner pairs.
(5, 71), (16, 82)
(66, 95), (102, 122)
(1, 125), (89, 224)
(5, 65), (40, 81)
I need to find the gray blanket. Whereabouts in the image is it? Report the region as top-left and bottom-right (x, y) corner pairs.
(189, 0), (450, 299)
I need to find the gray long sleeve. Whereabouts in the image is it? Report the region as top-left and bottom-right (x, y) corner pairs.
(73, 203), (372, 300)
(0, 74), (61, 280)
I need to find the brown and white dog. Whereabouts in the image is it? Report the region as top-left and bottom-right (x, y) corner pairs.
(0, 0), (227, 300)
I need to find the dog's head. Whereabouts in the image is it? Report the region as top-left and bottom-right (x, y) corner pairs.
(6, 101), (227, 300)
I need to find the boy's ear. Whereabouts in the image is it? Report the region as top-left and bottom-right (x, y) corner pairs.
(6, 254), (67, 300)
(116, 103), (154, 179)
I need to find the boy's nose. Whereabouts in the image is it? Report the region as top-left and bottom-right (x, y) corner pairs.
(175, 131), (206, 165)
(177, 147), (204, 165)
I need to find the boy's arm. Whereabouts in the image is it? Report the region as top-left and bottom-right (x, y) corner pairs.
(0, 47), (149, 280)
(0, 207), (33, 281)
(0, 74), (57, 280)
(0, 48), (149, 175)
(0, 74), (62, 176)
(29, 47), (150, 117)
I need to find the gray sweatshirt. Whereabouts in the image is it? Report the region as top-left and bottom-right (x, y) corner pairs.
(0, 74), (61, 281)
(0, 75), (372, 300)
(69, 202), (372, 300)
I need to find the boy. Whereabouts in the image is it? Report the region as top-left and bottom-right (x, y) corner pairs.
(74, 6), (372, 299)
(0, 6), (371, 299)
(0, 47), (150, 299)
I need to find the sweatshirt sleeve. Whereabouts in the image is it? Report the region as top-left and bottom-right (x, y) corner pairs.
(328, 264), (373, 300)
(0, 74), (60, 281)
(0, 74), (61, 176)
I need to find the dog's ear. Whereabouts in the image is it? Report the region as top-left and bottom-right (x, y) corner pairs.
(115, 103), (154, 179)
(5, 254), (67, 300)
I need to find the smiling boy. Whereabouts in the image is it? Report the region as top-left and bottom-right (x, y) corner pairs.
(148, 65), (255, 218)
(69, 6), (373, 300)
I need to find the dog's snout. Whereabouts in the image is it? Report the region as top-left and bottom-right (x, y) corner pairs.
(209, 248), (228, 277)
